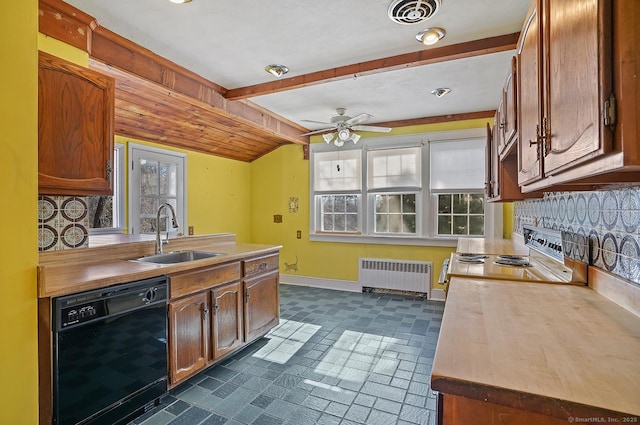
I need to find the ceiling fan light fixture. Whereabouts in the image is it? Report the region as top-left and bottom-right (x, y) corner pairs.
(416, 27), (446, 46)
(430, 87), (451, 98)
(265, 64), (289, 78)
(349, 133), (361, 144)
(323, 133), (336, 144)
(338, 128), (351, 141)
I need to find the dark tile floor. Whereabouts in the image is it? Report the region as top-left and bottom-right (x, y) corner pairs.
(132, 284), (444, 425)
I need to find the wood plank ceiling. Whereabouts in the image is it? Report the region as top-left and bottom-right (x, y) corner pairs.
(39, 0), (515, 162)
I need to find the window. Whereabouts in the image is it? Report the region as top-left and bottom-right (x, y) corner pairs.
(429, 138), (486, 237)
(310, 129), (500, 244)
(87, 143), (125, 234)
(129, 144), (186, 236)
(313, 150), (361, 234)
(367, 147), (421, 236)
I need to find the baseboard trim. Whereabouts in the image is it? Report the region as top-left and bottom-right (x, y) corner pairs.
(280, 274), (362, 292)
(430, 288), (446, 302)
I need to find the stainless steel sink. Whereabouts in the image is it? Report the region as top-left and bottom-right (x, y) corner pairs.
(133, 250), (224, 265)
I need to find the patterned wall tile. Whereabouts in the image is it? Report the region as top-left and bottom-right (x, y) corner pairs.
(514, 187), (640, 285)
(38, 195), (89, 251)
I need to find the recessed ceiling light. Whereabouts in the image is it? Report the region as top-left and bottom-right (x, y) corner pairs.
(416, 27), (446, 46)
(169, 0), (191, 3)
(265, 64), (289, 78)
(431, 87), (451, 97)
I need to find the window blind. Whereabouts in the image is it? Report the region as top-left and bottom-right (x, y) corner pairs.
(429, 138), (485, 192)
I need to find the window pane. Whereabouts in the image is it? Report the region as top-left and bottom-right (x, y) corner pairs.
(452, 194), (468, 213)
(375, 195), (387, 213)
(403, 215), (416, 233)
(346, 196), (358, 212)
(469, 193), (485, 214)
(323, 214), (333, 231)
(334, 214), (345, 231)
(469, 215), (484, 235)
(159, 162), (177, 197)
(453, 215), (468, 235)
(140, 161), (158, 196)
(389, 215), (402, 232)
(403, 195), (416, 213)
(438, 194), (451, 214)
(322, 196), (334, 213)
(140, 198), (157, 216)
(376, 214), (388, 232)
(87, 196), (113, 228)
(346, 214), (358, 232)
(388, 195), (401, 213)
(438, 216), (452, 234)
(334, 196), (346, 212)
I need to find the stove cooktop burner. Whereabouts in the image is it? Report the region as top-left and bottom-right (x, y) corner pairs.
(456, 253), (488, 264)
(494, 258), (532, 267)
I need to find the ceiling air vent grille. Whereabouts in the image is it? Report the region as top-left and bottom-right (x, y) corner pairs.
(387, 0), (441, 25)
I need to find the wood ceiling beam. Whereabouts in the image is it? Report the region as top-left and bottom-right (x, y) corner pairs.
(226, 32), (520, 101)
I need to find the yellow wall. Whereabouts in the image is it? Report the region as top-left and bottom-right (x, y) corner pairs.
(117, 136), (253, 242)
(0, 1), (39, 423)
(251, 119), (493, 290)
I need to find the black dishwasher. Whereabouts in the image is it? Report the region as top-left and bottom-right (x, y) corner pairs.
(52, 276), (168, 425)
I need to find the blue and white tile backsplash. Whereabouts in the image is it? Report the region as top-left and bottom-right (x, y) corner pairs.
(38, 195), (89, 251)
(514, 187), (640, 284)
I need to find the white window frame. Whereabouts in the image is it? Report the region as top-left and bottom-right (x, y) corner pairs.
(128, 143), (187, 236)
(88, 142), (125, 234)
(309, 129), (502, 246)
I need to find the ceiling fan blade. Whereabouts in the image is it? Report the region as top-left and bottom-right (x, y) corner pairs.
(301, 119), (334, 126)
(345, 113), (373, 126)
(351, 125), (392, 133)
(300, 127), (336, 136)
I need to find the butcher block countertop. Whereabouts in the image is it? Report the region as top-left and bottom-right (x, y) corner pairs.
(431, 277), (640, 420)
(38, 233), (281, 298)
(456, 234), (529, 255)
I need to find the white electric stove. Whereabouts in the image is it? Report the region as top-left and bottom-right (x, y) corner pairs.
(446, 225), (589, 285)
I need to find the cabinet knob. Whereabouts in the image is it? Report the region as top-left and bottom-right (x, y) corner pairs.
(245, 292), (251, 301)
(106, 160), (113, 179)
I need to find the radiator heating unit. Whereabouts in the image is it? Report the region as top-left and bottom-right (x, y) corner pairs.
(359, 258), (432, 298)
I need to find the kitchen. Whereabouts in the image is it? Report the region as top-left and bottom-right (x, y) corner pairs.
(2, 0), (640, 424)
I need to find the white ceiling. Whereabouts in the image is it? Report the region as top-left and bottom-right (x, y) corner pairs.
(64, 0), (530, 131)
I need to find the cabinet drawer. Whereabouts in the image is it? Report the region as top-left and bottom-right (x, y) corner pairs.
(170, 262), (241, 299)
(243, 253), (279, 277)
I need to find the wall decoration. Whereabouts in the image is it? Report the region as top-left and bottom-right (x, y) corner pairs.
(288, 197), (299, 213)
(38, 195), (89, 251)
(283, 256), (298, 272)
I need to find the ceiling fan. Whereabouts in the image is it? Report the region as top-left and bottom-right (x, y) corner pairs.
(300, 108), (392, 146)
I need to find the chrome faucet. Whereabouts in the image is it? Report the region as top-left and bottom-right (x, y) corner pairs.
(156, 203), (179, 254)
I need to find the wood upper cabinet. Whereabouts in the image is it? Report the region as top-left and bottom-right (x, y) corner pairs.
(501, 56), (518, 157)
(517, 1), (543, 186)
(487, 119), (523, 203)
(38, 51), (115, 195)
(168, 291), (210, 385)
(517, 0), (614, 190)
(211, 281), (244, 360)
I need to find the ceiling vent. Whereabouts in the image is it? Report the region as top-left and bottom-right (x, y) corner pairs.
(387, 0), (441, 25)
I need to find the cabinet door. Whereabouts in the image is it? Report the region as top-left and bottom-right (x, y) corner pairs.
(485, 123), (494, 199)
(244, 271), (280, 343)
(168, 292), (210, 384)
(502, 56), (518, 153)
(543, 0), (613, 175)
(38, 52), (114, 195)
(211, 281), (244, 360)
(517, 2), (543, 185)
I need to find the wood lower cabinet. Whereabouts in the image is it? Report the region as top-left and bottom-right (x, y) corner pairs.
(243, 254), (280, 344)
(211, 281), (244, 359)
(168, 291), (210, 385)
(168, 254), (279, 386)
(244, 271), (280, 343)
(38, 51), (115, 195)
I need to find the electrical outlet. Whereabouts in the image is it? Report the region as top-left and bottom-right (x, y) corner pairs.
(296, 230), (301, 239)
(188, 226), (194, 235)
